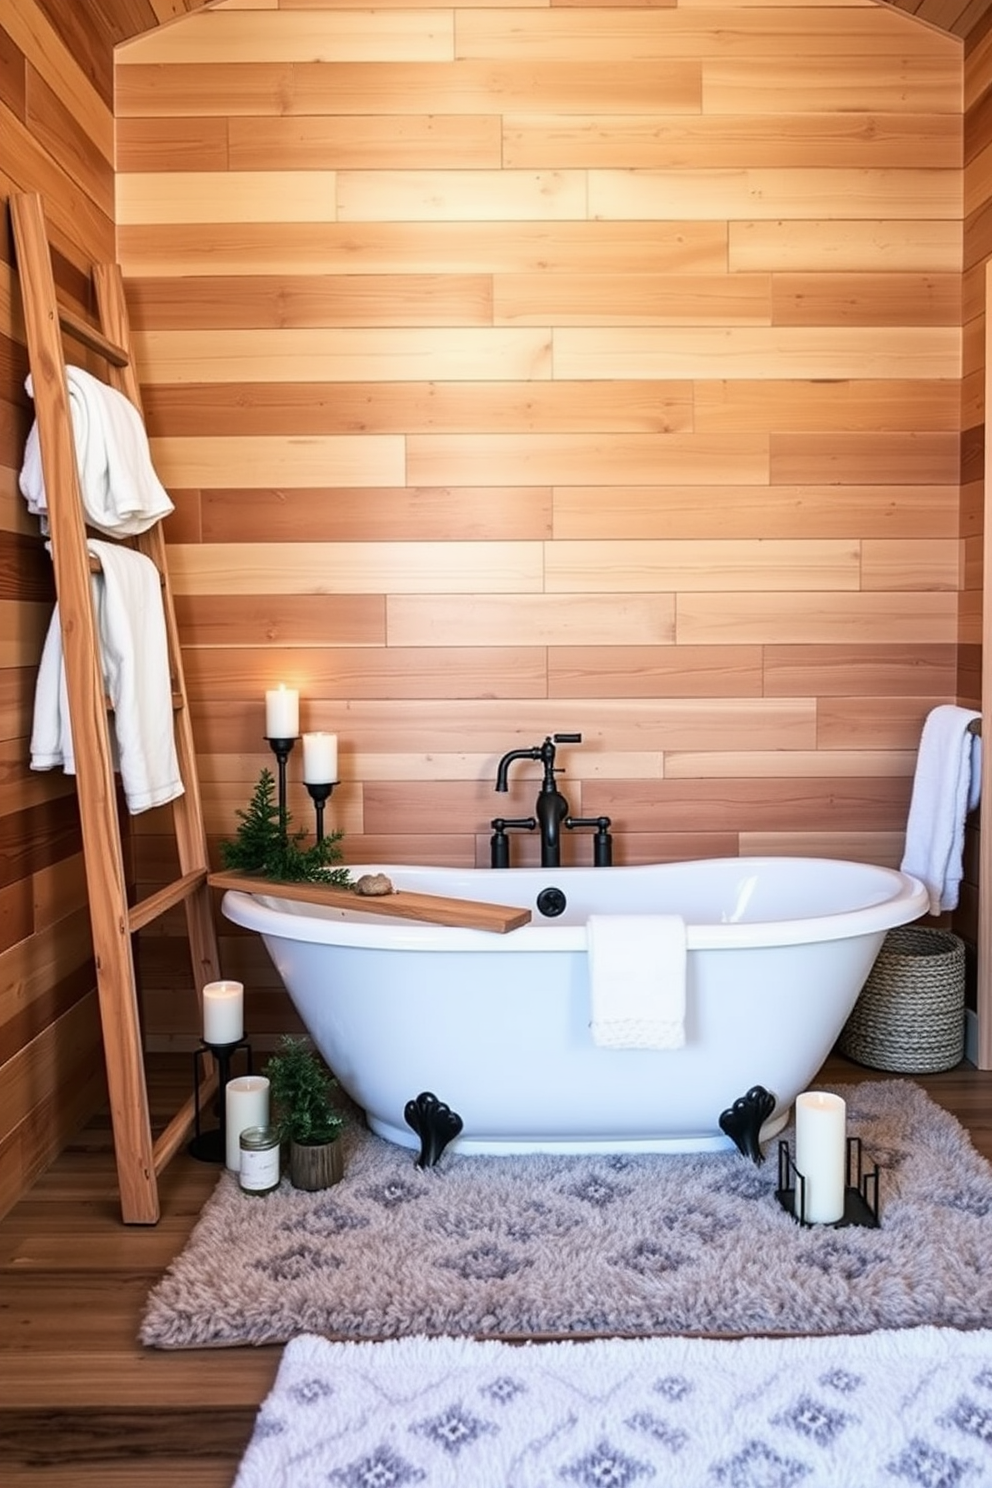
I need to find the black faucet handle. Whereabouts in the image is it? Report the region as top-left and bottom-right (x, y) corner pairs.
(553, 732), (582, 744)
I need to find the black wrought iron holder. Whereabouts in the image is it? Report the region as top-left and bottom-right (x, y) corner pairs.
(188, 1036), (253, 1164)
(304, 780), (339, 843)
(266, 735), (297, 840)
(775, 1136), (880, 1228)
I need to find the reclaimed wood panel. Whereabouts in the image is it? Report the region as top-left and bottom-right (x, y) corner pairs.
(167, 540), (544, 594)
(677, 591), (958, 644)
(554, 326), (960, 380)
(134, 327), (553, 382)
(588, 167), (960, 221)
(408, 432), (768, 486)
(127, 275), (495, 330)
(114, 59), (705, 117)
(118, 220), (730, 276)
(151, 433), (404, 488)
(728, 219), (962, 272)
(553, 484), (960, 540)
(227, 114), (503, 170)
(454, 8), (958, 60)
(502, 112), (961, 170)
(694, 381), (961, 432)
(198, 485), (553, 542)
(142, 381), (691, 436)
(122, 9), (455, 64)
(545, 538), (859, 592)
(387, 592), (676, 646)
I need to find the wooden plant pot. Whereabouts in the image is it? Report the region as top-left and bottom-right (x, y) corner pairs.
(289, 1138), (344, 1191)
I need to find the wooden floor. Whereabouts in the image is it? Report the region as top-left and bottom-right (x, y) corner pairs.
(1, 1053), (990, 1486)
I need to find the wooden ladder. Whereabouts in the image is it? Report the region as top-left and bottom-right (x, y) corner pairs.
(10, 191), (220, 1224)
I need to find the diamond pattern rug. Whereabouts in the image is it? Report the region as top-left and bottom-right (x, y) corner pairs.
(233, 1327), (992, 1487)
(141, 1079), (992, 1349)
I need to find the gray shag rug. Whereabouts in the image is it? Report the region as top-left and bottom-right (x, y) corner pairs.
(141, 1080), (992, 1349)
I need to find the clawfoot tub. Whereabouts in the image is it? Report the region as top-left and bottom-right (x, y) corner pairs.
(221, 857), (928, 1157)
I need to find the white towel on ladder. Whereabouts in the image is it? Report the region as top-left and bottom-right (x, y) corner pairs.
(30, 540), (184, 814)
(20, 365), (174, 537)
(587, 914), (687, 1050)
(900, 704), (982, 916)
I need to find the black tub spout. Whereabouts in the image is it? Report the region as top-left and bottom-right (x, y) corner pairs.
(494, 734), (582, 869)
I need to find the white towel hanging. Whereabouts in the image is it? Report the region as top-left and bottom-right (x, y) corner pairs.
(20, 365), (174, 537)
(30, 540), (183, 814)
(587, 914), (687, 1050)
(900, 704), (981, 915)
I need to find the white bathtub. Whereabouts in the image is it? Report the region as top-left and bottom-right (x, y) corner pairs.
(221, 857), (928, 1157)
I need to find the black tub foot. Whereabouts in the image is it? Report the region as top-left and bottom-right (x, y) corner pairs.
(719, 1085), (777, 1165)
(404, 1092), (464, 1168)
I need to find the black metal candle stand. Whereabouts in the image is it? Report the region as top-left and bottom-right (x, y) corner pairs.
(304, 780), (339, 843)
(266, 735), (297, 838)
(775, 1136), (880, 1228)
(188, 1036), (254, 1164)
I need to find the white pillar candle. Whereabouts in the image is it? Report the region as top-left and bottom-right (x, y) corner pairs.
(202, 980), (244, 1045)
(795, 1091), (847, 1224)
(265, 684), (299, 738)
(302, 731), (338, 783)
(225, 1075), (270, 1171)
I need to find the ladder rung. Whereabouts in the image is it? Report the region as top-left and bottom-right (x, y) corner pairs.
(153, 1067), (218, 1175)
(128, 868), (209, 933)
(58, 306), (129, 367)
(88, 554), (166, 587)
(104, 691), (185, 713)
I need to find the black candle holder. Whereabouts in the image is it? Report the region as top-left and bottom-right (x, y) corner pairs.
(266, 736), (297, 840)
(304, 780), (339, 843)
(188, 1036), (253, 1164)
(775, 1137), (880, 1228)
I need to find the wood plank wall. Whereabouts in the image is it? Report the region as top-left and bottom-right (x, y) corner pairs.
(0, 0), (121, 1220)
(957, 22), (992, 966)
(0, 0), (984, 1220)
(114, 0), (970, 1044)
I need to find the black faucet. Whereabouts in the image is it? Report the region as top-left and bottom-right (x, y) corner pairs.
(494, 733), (581, 868)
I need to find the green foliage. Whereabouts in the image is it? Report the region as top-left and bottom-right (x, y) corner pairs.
(265, 1035), (345, 1146)
(219, 768), (351, 886)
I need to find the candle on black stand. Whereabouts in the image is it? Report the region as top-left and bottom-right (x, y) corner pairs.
(188, 1036), (253, 1163)
(304, 780), (339, 843)
(266, 736), (297, 841)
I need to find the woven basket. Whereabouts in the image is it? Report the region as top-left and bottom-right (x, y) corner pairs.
(837, 925), (965, 1073)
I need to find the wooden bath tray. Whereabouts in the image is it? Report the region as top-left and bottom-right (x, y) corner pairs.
(207, 870), (532, 934)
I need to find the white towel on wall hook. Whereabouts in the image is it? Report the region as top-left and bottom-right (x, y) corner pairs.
(900, 704), (982, 916)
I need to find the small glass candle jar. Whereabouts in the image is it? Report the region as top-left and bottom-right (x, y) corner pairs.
(239, 1125), (281, 1196)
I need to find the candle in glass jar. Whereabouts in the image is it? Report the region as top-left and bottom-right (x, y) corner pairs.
(302, 732), (338, 784)
(202, 980), (244, 1045)
(225, 1075), (270, 1171)
(265, 685), (299, 739)
(795, 1091), (847, 1224)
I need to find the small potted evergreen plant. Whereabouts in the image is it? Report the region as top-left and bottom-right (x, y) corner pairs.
(265, 1035), (346, 1190)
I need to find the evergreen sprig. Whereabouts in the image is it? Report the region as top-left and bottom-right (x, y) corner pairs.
(265, 1035), (345, 1146)
(219, 768), (351, 886)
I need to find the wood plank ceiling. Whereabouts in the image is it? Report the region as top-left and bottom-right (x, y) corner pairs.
(42, 0), (992, 50)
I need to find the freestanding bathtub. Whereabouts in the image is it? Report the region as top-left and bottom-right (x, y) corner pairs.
(222, 857), (928, 1157)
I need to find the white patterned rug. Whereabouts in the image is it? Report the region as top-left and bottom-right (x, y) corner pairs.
(234, 1327), (992, 1488)
(142, 1080), (992, 1348)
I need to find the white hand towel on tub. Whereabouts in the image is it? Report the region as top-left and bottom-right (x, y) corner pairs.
(20, 366), (174, 537)
(900, 703), (982, 916)
(587, 914), (687, 1050)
